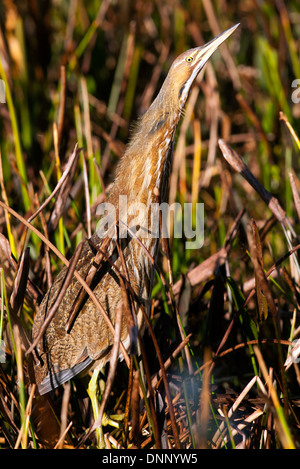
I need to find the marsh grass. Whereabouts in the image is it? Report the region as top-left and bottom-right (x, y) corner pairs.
(0, 0), (300, 449)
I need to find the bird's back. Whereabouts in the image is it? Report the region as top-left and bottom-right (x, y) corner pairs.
(31, 230), (147, 394)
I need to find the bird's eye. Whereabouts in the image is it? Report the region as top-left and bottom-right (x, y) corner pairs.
(185, 56), (194, 63)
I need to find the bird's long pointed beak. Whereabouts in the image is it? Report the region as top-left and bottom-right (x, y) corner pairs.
(195, 23), (240, 66)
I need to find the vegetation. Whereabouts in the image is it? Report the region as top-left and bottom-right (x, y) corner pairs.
(0, 0), (300, 449)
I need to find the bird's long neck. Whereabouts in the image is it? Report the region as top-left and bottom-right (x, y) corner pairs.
(109, 82), (182, 209)
(101, 80), (184, 264)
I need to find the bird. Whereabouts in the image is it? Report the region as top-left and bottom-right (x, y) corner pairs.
(30, 24), (239, 400)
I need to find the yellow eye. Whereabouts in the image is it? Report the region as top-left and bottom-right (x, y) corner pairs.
(185, 56), (194, 63)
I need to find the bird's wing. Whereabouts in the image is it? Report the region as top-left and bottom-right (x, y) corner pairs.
(37, 354), (94, 395)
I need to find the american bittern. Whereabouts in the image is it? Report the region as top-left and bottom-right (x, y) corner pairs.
(30, 25), (239, 399)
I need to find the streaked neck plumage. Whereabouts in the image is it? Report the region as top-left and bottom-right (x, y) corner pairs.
(109, 79), (184, 210)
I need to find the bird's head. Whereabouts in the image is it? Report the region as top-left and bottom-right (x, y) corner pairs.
(162, 23), (239, 111)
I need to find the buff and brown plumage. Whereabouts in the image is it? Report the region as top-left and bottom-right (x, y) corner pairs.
(30, 25), (239, 395)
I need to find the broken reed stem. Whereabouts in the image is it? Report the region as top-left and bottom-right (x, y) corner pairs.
(218, 139), (286, 223)
(218, 138), (300, 278)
